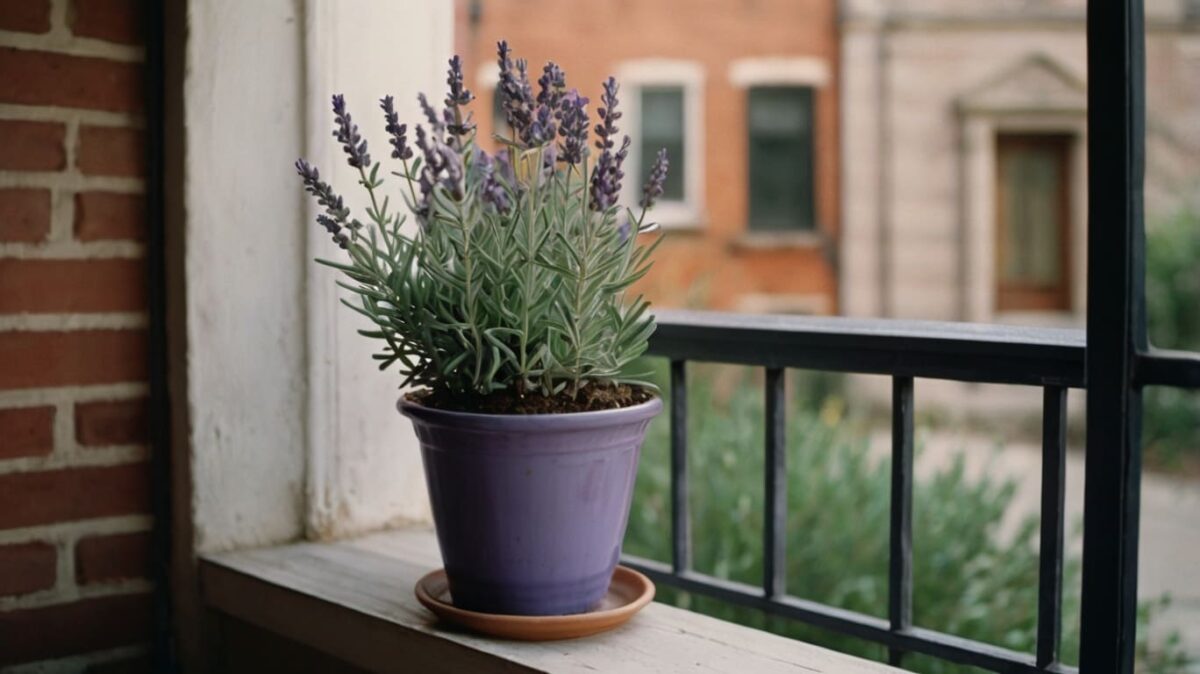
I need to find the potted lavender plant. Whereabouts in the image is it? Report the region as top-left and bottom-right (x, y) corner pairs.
(295, 41), (670, 617)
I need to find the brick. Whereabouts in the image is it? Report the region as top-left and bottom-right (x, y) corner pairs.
(0, 120), (66, 171)
(77, 125), (144, 177)
(0, 330), (147, 389)
(69, 0), (142, 45)
(0, 188), (52, 242)
(0, 406), (54, 459)
(0, 542), (56, 596)
(75, 191), (145, 241)
(0, 259), (147, 313)
(75, 531), (150, 584)
(76, 398), (147, 446)
(0, 592), (152, 665)
(0, 463), (150, 529)
(0, 0), (51, 34)
(0, 47), (142, 113)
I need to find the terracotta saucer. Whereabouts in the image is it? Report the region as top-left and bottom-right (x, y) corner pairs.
(414, 566), (655, 641)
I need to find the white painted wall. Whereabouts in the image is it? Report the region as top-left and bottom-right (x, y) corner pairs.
(184, 0), (450, 553)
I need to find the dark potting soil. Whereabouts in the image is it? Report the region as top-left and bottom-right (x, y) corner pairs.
(407, 384), (655, 414)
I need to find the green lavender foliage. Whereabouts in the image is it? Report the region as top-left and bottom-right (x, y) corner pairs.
(300, 53), (664, 400)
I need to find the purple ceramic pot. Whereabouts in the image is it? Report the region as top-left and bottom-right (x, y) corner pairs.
(399, 396), (661, 616)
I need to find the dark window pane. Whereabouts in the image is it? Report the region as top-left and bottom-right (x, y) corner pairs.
(640, 87), (685, 201)
(748, 87), (815, 231)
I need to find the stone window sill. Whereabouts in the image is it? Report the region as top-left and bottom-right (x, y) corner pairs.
(201, 527), (900, 673)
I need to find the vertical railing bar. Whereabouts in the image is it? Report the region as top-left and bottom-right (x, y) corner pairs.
(888, 375), (915, 666)
(670, 359), (692, 574)
(1037, 387), (1068, 668)
(763, 367), (787, 599)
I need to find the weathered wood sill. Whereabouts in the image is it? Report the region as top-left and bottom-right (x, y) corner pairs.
(200, 527), (900, 673)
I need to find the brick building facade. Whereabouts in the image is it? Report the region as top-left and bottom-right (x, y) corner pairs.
(0, 0), (154, 670)
(457, 0), (841, 313)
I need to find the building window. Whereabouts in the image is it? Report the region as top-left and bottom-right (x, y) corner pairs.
(748, 86), (815, 231)
(638, 86), (686, 202)
(617, 60), (704, 227)
(994, 133), (1073, 312)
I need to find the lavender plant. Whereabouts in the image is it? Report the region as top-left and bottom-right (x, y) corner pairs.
(296, 42), (668, 405)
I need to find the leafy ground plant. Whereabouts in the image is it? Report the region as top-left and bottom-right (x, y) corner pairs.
(296, 42), (669, 410)
(1144, 207), (1200, 471)
(623, 362), (1191, 672)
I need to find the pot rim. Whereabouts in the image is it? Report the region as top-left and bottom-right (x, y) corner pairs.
(397, 393), (663, 431)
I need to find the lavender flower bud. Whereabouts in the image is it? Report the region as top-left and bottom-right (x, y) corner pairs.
(444, 55), (476, 142)
(557, 89), (589, 166)
(296, 159), (354, 245)
(476, 151), (512, 214)
(379, 95), (414, 161)
(496, 41), (536, 146)
(527, 105), (557, 146)
(593, 77), (622, 152)
(640, 148), (670, 209)
(331, 94), (370, 169)
(295, 159), (350, 222)
(536, 61), (566, 110)
(589, 135), (630, 212)
(445, 55), (475, 108)
(418, 93), (444, 133)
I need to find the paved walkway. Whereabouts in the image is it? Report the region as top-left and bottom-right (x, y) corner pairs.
(869, 429), (1200, 664)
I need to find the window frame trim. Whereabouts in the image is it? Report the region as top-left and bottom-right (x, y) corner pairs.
(616, 59), (707, 229)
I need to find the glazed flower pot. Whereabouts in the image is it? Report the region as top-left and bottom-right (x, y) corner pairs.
(399, 396), (662, 616)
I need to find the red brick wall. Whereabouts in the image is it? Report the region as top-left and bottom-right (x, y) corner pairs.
(458, 0), (840, 312)
(0, 0), (152, 670)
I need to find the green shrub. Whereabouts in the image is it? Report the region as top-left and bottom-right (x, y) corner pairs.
(1144, 208), (1200, 469)
(623, 362), (1188, 672)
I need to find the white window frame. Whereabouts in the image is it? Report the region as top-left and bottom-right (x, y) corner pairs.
(728, 56), (830, 89)
(616, 60), (706, 229)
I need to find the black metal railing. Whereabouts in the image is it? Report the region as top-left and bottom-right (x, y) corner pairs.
(624, 311), (1200, 672)
(623, 311), (1088, 672)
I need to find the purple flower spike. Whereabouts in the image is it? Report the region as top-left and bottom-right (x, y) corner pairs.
(589, 135), (630, 212)
(640, 148), (670, 209)
(331, 94), (370, 169)
(496, 41), (536, 146)
(477, 151), (512, 214)
(537, 61), (566, 110)
(380, 96), (414, 161)
(296, 158), (353, 246)
(528, 104), (557, 146)
(557, 89), (589, 166)
(418, 93), (444, 133)
(593, 77), (622, 151)
(444, 55), (476, 142)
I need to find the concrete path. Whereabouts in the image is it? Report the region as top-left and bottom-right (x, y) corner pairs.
(869, 428), (1200, 665)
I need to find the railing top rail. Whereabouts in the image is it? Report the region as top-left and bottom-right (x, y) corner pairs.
(649, 309), (1087, 388)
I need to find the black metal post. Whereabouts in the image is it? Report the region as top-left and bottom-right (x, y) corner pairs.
(1037, 387), (1067, 668)
(670, 360), (692, 574)
(1081, 0), (1147, 671)
(888, 376), (914, 666)
(143, 0), (175, 670)
(763, 368), (787, 599)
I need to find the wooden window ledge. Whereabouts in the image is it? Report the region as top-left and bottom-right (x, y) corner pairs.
(201, 527), (900, 673)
